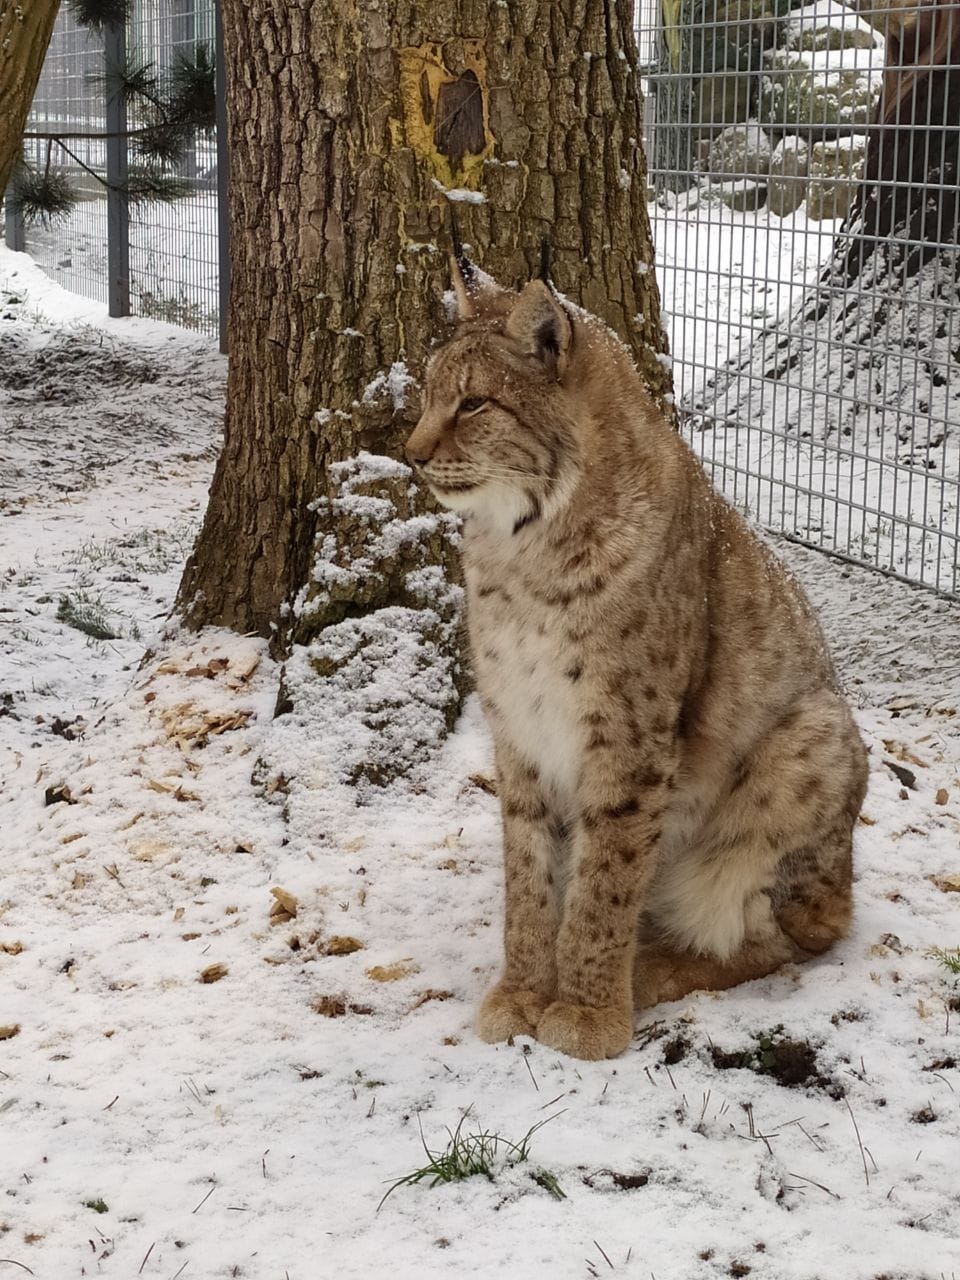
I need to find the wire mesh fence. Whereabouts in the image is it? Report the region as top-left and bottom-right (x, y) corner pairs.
(21, 7), (110, 306)
(10, 0), (222, 339)
(4, 0), (957, 600)
(641, 0), (959, 598)
(125, 0), (220, 332)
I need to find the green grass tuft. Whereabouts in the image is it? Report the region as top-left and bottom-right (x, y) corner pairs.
(930, 946), (960, 977)
(378, 1111), (562, 1210)
(56, 593), (119, 641)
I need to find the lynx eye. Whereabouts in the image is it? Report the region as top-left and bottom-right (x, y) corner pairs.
(458, 396), (487, 415)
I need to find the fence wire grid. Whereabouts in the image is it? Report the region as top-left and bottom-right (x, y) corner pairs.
(643, 0), (959, 598)
(14, 0), (221, 337)
(4, 0), (958, 600)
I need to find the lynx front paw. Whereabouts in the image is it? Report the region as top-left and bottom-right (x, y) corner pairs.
(536, 1001), (633, 1060)
(477, 986), (552, 1044)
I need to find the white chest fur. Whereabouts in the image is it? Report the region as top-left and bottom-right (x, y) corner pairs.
(473, 600), (583, 804)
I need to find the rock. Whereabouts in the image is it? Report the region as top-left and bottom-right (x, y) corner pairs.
(707, 123), (774, 180)
(758, 1), (884, 137)
(805, 135), (869, 220)
(714, 178), (768, 211)
(767, 136), (810, 216)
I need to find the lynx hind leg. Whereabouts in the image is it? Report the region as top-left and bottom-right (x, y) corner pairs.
(634, 893), (800, 1009)
(639, 690), (866, 1005)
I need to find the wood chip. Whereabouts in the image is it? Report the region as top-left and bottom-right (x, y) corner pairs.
(0, 1024), (21, 1040)
(312, 995), (346, 1017)
(269, 887), (298, 923)
(199, 963), (228, 984)
(935, 788), (949, 805)
(310, 996), (375, 1018)
(411, 988), (454, 1009)
(0, 941), (23, 955)
(930, 873), (960, 894)
(366, 961), (419, 982)
(324, 935), (364, 956)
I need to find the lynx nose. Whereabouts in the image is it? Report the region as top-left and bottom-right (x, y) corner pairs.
(404, 419), (439, 468)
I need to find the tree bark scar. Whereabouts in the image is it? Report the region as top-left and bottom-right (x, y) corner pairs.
(435, 69), (485, 168)
(397, 41), (493, 189)
(420, 71), (433, 124)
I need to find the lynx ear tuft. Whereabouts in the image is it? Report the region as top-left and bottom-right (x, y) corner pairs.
(505, 280), (572, 376)
(449, 251), (479, 320)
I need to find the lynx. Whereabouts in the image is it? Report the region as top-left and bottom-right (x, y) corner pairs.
(404, 261), (868, 1061)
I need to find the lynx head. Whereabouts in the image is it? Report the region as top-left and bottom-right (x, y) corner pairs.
(404, 258), (583, 532)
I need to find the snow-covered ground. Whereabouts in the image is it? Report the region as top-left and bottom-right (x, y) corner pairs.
(3, 247), (960, 1280)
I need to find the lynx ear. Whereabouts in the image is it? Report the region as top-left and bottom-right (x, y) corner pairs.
(448, 252), (507, 322)
(504, 280), (572, 376)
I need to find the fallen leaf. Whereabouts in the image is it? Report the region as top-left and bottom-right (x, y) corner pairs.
(468, 772), (498, 796)
(858, 813), (877, 826)
(324, 935), (364, 956)
(199, 963), (228, 984)
(0, 1024), (21, 1040)
(366, 961), (420, 983)
(935, 788), (949, 805)
(929, 873), (960, 894)
(0, 941), (23, 956)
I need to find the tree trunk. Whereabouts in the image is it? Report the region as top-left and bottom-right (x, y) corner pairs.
(0, 0), (61, 198)
(177, 0), (672, 641)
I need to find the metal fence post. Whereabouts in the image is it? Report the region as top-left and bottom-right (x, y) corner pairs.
(215, 0), (230, 354)
(104, 20), (130, 317)
(4, 198), (26, 253)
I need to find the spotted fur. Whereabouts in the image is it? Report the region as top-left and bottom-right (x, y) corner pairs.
(405, 266), (868, 1061)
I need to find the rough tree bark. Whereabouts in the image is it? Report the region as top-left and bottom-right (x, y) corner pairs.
(0, 0), (61, 197)
(177, 0), (673, 642)
(693, 0), (959, 448)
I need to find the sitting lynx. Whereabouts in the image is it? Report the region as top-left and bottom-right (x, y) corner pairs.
(404, 260), (868, 1060)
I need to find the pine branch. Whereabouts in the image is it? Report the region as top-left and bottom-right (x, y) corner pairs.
(124, 164), (192, 205)
(167, 44), (217, 131)
(132, 120), (193, 166)
(91, 56), (164, 113)
(7, 163), (78, 228)
(66, 0), (131, 30)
